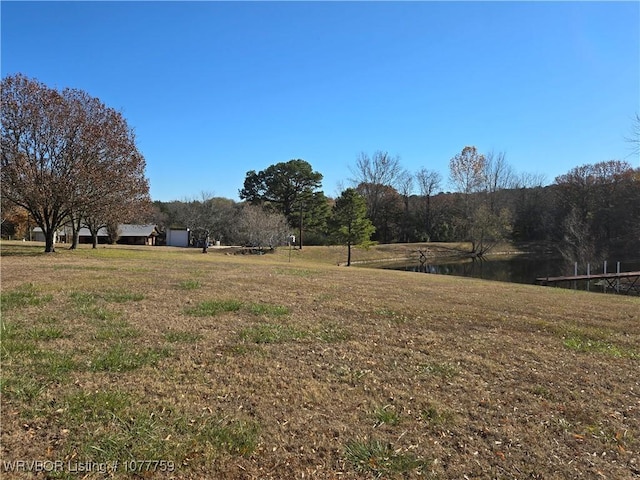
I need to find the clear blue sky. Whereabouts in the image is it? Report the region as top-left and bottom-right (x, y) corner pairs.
(2, 1), (639, 201)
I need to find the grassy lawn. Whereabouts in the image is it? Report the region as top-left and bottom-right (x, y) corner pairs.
(1, 241), (639, 479)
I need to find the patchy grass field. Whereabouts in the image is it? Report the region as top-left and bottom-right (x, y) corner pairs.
(270, 241), (485, 266)
(1, 241), (639, 479)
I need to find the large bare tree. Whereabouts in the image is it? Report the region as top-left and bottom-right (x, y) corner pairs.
(396, 169), (414, 242)
(483, 150), (513, 213)
(1, 74), (150, 252)
(625, 113), (640, 158)
(415, 167), (441, 241)
(449, 146), (514, 256)
(350, 151), (403, 242)
(233, 204), (289, 251)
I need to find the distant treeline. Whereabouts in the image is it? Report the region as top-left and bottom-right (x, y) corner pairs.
(149, 158), (639, 264)
(4, 74), (638, 259)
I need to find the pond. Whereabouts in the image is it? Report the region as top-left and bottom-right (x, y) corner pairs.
(377, 255), (640, 294)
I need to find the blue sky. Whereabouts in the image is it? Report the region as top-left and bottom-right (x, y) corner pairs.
(2, 1), (639, 201)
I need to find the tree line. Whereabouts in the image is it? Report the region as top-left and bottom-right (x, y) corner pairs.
(151, 152), (639, 265)
(2, 74), (639, 265)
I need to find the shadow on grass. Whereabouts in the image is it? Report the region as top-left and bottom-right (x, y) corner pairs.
(0, 243), (47, 257)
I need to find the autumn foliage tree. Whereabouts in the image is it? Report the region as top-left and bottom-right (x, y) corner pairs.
(449, 146), (486, 252)
(449, 147), (486, 193)
(1, 74), (150, 252)
(0, 204), (30, 240)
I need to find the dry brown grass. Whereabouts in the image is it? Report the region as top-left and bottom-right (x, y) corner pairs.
(271, 241), (484, 266)
(1, 241), (639, 479)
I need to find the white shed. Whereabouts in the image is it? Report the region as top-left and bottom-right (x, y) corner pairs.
(166, 228), (190, 247)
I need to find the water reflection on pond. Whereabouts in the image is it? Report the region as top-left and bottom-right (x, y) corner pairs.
(377, 255), (640, 294)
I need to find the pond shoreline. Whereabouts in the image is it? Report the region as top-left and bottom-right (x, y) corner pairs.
(365, 247), (640, 296)
(348, 241), (549, 268)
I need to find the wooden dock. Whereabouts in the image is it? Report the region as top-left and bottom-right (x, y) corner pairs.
(536, 271), (640, 294)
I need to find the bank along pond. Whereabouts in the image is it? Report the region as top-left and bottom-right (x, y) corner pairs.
(374, 255), (640, 295)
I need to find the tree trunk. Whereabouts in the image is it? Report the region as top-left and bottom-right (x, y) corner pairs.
(347, 241), (352, 267)
(70, 230), (80, 249)
(92, 233), (98, 249)
(44, 228), (56, 253)
(298, 203), (304, 250)
(69, 216), (81, 250)
(202, 233), (209, 253)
